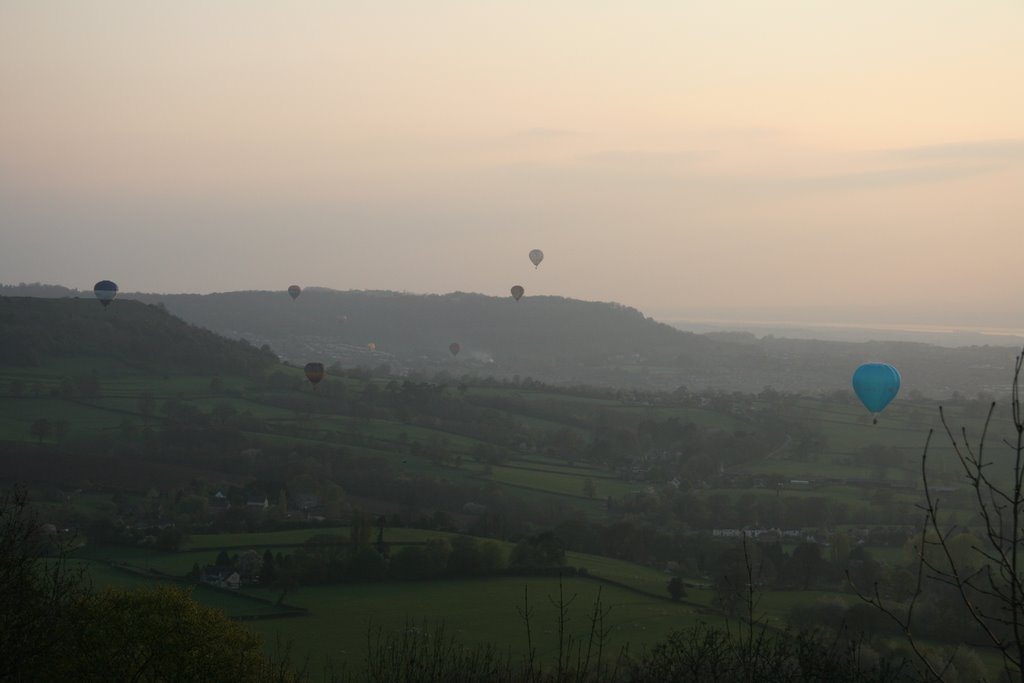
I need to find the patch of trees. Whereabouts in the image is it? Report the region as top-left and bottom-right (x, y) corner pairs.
(0, 487), (298, 682)
(255, 529), (568, 588)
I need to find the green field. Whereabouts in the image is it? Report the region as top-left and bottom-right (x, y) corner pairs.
(241, 577), (719, 672)
(4, 348), (991, 525)
(76, 532), (733, 672)
(487, 464), (636, 499)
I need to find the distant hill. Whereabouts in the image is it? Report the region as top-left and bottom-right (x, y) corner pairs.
(123, 288), (1018, 397)
(126, 288), (712, 372)
(0, 297), (277, 376)
(3, 285), (1019, 396)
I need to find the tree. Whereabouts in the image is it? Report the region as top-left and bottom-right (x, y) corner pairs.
(64, 586), (284, 682)
(830, 531), (850, 566)
(273, 567), (299, 606)
(51, 419), (70, 444)
(2, 487), (302, 681)
(446, 535), (479, 574)
(210, 402), (237, 424)
(509, 532), (566, 569)
(137, 392), (154, 422)
(0, 487), (86, 680)
(422, 538), (452, 577)
(350, 508), (371, 548)
(155, 526), (184, 551)
(236, 549), (263, 582)
(667, 576), (686, 602)
(260, 549), (277, 586)
(29, 418), (51, 444)
(787, 542), (825, 590)
(630, 622), (903, 683)
(390, 545), (428, 580)
(478, 540), (505, 573)
(713, 537), (773, 616)
(582, 476), (596, 499)
(846, 546), (883, 596)
(348, 546), (386, 580)
(857, 348), (1024, 681)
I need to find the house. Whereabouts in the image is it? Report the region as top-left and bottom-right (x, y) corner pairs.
(245, 495), (269, 510)
(713, 529), (743, 538)
(294, 493), (321, 511)
(462, 502), (487, 515)
(200, 566), (242, 590)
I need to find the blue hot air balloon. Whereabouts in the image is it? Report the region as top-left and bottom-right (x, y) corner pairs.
(93, 280), (118, 309)
(852, 363), (901, 423)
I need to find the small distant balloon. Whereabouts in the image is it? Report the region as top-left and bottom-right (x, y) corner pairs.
(852, 363), (901, 424)
(304, 362), (325, 386)
(449, 342), (461, 357)
(288, 285), (301, 300)
(93, 280), (118, 309)
(367, 342), (376, 352)
(510, 285), (525, 302)
(529, 249), (544, 268)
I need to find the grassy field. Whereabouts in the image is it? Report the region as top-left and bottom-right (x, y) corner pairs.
(0, 396), (125, 441)
(91, 529), (677, 592)
(486, 464), (637, 500)
(240, 577), (722, 672)
(76, 531), (732, 672)
(3, 349), (986, 527)
(182, 527), (467, 550)
(8, 356), (991, 536)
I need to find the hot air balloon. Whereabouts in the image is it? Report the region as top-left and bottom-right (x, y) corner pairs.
(93, 280), (118, 309)
(288, 285), (301, 300)
(367, 342), (376, 352)
(304, 362), (325, 386)
(449, 342), (461, 357)
(510, 285), (524, 302)
(852, 363), (901, 424)
(529, 249), (544, 268)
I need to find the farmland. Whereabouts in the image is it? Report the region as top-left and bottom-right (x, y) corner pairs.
(2, 298), (1019, 674)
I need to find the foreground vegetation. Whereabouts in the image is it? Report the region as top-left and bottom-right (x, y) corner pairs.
(6, 487), (930, 681)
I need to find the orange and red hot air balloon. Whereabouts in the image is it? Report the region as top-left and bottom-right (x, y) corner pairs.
(304, 362), (325, 385)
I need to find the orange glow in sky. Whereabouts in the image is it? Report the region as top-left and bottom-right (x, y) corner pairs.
(1, 2), (1022, 326)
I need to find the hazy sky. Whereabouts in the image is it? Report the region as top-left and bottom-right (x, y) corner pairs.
(2, 2), (1022, 327)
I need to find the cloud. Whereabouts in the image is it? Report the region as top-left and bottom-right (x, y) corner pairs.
(504, 127), (578, 141)
(575, 148), (711, 169)
(887, 139), (1024, 162)
(781, 163), (1004, 192)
